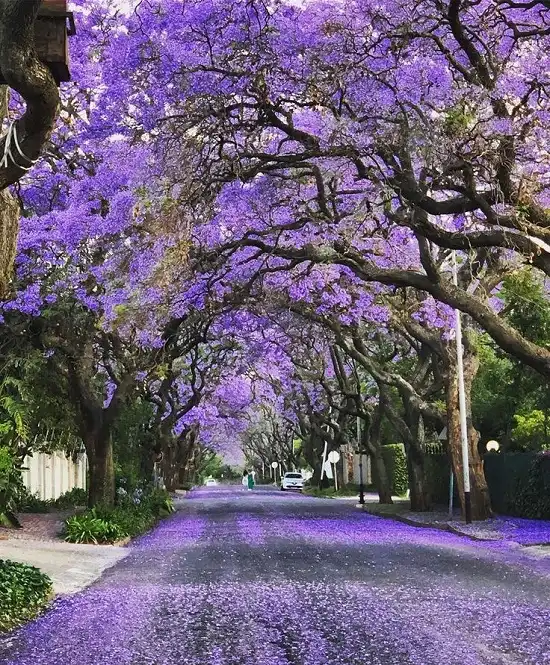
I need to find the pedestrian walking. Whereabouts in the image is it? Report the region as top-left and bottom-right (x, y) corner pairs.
(242, 470), (248, 488)
(247, 470), (255, 491)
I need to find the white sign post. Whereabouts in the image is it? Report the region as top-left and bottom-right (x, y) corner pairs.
(327, 451), (340, 492)
(320, 441), (328, 481)
(271, 461), (279, 484)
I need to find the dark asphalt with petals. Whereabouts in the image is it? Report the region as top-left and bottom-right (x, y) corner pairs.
(1, 486), (550, 665)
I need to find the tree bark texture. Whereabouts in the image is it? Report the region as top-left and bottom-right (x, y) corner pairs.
(86, 432), (115, 508)
(0, 0), (60, 189)
(445, 346), (491, 520)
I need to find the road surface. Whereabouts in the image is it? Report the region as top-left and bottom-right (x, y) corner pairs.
(1, 486), (549, 665)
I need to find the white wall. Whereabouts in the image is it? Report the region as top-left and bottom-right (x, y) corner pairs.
(351, 453), (372, 485)
(21, 451), (87, 501)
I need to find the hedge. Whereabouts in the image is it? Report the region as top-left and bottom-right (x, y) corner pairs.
(484, 452), (550, 519)
(372, 444), (409, 497)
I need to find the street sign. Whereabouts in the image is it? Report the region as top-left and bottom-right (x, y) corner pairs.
(271, 461), (279, 469)
(327, 451), (340, 464)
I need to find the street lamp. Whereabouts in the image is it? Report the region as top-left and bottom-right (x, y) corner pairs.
(486, 440), (500, 453)
(357, 416), (365, 505)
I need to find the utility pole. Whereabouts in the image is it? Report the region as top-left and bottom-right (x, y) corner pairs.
(357, 415), (365, 505)
(453, 252), (472, 524)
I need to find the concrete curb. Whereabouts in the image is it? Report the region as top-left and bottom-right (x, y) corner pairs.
(360, 505), (550, 547)
(362, 507), (451, 533)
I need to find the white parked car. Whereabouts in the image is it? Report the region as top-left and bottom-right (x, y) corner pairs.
(281, 472), (304, 492)
(205, 478), (218, 486)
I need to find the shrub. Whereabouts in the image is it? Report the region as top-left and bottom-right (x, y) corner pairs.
(64, 488), (175, 544)
(15, 488), (51, 513)
(65, 511), (127, 544)
(0, 559), (52, 632)
(53, 487), (88, 509)
(141, 488), (175, 517)
(0, 447), (23, 527)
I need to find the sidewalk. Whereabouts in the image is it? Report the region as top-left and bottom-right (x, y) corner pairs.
(0, 538), (128, 595)
(0, 493), (188, 596)
(360, 500), (550, 547)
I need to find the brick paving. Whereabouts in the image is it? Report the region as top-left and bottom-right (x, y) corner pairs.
(0, 511), (73, 542)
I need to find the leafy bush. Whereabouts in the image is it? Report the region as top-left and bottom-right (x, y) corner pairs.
(512, 410), (550, 452)
(16, 486), (88, 513)
(141, 488), (175, 516)
(65, 511), (126, 544)
(53, 487), (88, 509)
(15, 488), (51, 513)
(0, 559), (52, 632)
(65, 488), (175, 544)
(0, 447), (23, 527)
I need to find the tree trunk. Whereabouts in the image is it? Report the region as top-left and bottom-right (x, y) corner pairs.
(404, 411), (432, 512)
(407, 451), (431, 511)
(361, 399), (393, 504)
(87, 433), (115, 508)
(372, 450), (393, 504)
(445, 347), (491, 521)
(0, 188), (19, 297)
(161, 438), (178, 493)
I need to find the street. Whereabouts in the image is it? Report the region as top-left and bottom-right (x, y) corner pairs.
(1, 487), (550, 665)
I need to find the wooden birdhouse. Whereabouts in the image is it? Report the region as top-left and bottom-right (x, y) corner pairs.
(0, 0), (76, 86)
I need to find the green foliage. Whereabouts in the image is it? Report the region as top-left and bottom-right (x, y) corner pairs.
(0, 377), (30, 446)
(16, 487), (88, 513)
(0, 559), (52, 632)
(112, 398), (156, 490)
(484, 452), (550, 519)
(53, 487), (88, 509)
(443, 104), (475, 136)
(473, 270), (550, 450)
(64, 512), (126, 544)
(305, 484), (359, 498)
(502, 270), (550, 344)
(512, 411), (550, 451)
(197, 453), (223, 483)
(64, 488), (174, 544)
(212, 463), (241, 481)
(16, 489), (51, 513)
(381, 444), (408, 497)
(0, 447), (23, 526)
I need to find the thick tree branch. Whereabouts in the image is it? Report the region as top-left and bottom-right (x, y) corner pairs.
(0, 0), (60, 190)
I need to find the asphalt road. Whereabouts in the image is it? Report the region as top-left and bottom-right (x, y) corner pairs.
(1, 486), (550, 665)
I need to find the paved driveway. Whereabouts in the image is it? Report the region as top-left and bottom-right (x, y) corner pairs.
(1, 486), (549, 664)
